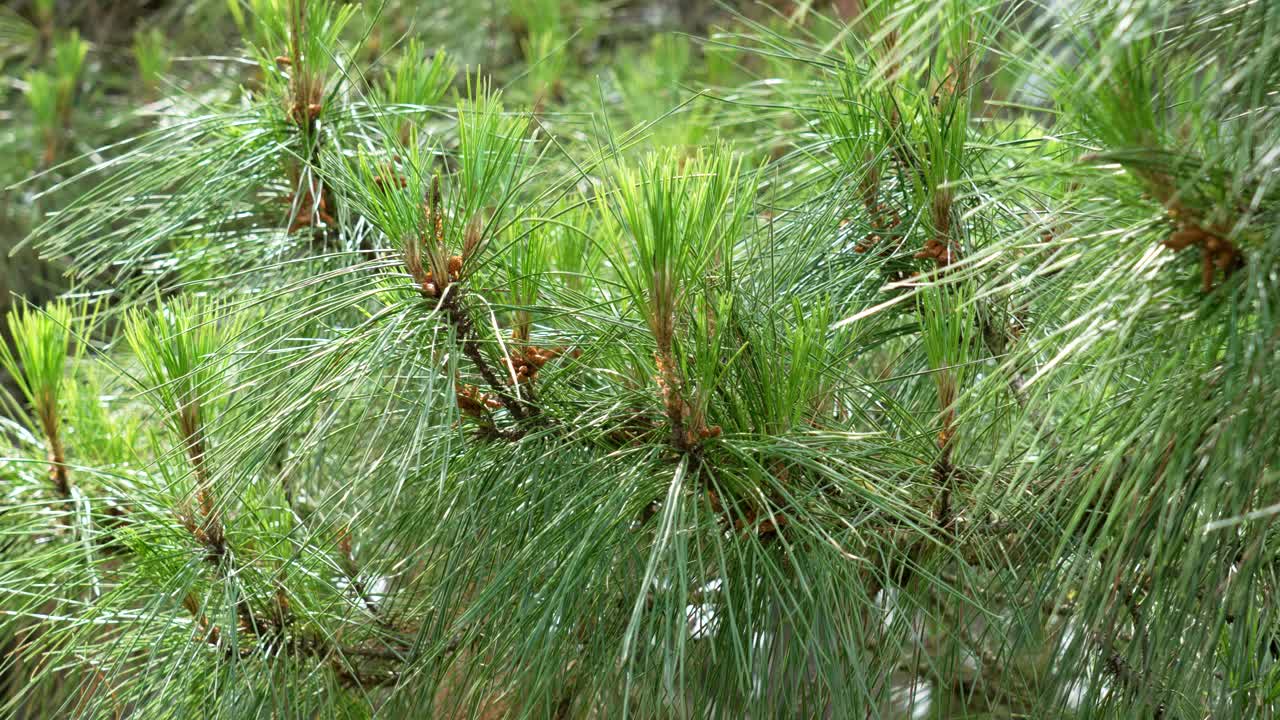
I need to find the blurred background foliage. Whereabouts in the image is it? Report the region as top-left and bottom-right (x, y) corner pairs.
(0, 0), (782, 318)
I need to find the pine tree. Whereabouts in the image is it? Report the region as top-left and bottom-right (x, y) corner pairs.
(2, 0), (1278, 717)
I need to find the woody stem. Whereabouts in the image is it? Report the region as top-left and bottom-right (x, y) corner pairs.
(440, 289), (528, 423)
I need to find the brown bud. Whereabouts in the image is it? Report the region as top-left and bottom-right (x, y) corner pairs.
(457, 384), (495, 417)
(1164, 227), (1206, 251)
(914, 240), (941, 260)
(707, 490), (723, 514)
(463, 215), (483, 262)
(275, 587), (291, 614)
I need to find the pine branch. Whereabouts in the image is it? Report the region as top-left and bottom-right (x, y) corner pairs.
(439, 287), (529, 425)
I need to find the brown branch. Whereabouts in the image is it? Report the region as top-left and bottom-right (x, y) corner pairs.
(655, 349), (688, 453)
(170, 412), (442, 688)
(404, 177), (531, 433)
(653, 330), (718, 454)
(179, 419), (226, 561)
(172, 400), (268, 640)
(439, 288), (529, 425)
(45, 429), (70, 499)
(33, 401), (73, 518)
(1162, 220), (1244, 292)
(178, 591), (408, 689)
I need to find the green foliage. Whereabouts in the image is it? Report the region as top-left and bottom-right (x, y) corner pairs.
(122, 297), (240, 441)
(373, 39), (454, 107)
(0, 300), (87, 439)
(608, 148), (747, 349)
(21, 69), (58, 136)
(611, 34), (715, 151)
(132, 28), (172, 92)
(14, 29), (87, 168)
(3, 1), (1280, 719)
(0, 7), (38, 60)
(509, 0), (568, 101)
(51, 30), (87, 88)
